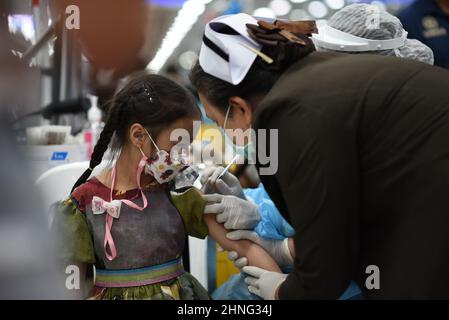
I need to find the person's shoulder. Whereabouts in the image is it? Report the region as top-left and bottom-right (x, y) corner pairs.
(324, 52), (429, 75)
(286, 52), (399, 76)
(254, 53), (429, 127)
(254, 52), (350, 116)
(71, 177), (103, 212)
(276, 52), (418, 91)
(285, 51), (346, 74)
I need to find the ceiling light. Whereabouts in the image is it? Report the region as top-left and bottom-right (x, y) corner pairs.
(147, 0), (212, 72)
(325, 0), (345, 10)
(253, 7), (277, 19)
(308, 1), (329, 19)
(289, 9), (311, 20)
(269, 0), (292, 16)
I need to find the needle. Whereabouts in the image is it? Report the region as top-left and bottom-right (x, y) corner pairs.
(217, 155), (240, 180)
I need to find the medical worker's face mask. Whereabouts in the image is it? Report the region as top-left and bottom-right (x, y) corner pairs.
(222, 105), (254, 160)
(139, 129), (188, 184)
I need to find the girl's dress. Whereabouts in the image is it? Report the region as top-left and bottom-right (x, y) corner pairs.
(53, 177), (210, 300)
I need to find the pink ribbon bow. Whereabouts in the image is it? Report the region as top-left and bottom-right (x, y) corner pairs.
(91, 164), (148, 262)
(92, 196), (122, 219)
(91, 196), (122, 261)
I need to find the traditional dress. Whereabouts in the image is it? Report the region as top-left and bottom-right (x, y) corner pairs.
(53, 177), (210, 300)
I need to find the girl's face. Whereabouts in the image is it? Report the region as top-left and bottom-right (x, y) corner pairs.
(136, 115), (200, 159)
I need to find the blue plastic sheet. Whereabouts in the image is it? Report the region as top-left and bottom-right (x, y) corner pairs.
(246, 184), (295, 240)
(212, 183), (362, 300)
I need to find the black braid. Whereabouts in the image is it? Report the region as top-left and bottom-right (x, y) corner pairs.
(71, 98), (124, 193)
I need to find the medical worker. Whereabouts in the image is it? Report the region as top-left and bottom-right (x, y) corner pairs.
(190, 12), (449, 299)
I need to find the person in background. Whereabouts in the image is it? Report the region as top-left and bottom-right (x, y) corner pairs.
(399, 0), (449, 68)
(313, 4), (434, 65)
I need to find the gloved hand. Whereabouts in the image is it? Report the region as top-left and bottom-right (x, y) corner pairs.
(243, 266), (287, 300)
(227, 250), (248, 270)
(201, 166), (246, 200)
(203, 194), (260, 229)
(227, 230), (293, 268)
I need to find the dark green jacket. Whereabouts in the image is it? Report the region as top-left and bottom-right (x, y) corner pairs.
(254, 52), (449, 299)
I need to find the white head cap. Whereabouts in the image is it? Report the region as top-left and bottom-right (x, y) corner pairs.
(199, 13), (263, 85)
(312, 4), (434, 65)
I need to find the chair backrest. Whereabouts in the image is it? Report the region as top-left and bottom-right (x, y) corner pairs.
(35, 161), (111, 209)
(35, 162), (90, 211)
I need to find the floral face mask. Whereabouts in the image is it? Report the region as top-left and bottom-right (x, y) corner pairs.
(140, 129), (188, 184)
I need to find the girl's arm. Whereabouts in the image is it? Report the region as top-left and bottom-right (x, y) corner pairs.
(288, 238), (296, 259)
(203, 214), (281, 273)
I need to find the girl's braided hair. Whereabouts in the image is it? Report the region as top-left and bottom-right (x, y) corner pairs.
(71, 72), (198, 192)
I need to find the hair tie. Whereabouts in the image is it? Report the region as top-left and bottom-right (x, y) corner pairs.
(246, 20), (317, 48)
(245, 19), (317, 71)
(88, 167), (93, 172)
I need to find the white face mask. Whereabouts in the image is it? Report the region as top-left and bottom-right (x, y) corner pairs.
(140, 129), (188, 184)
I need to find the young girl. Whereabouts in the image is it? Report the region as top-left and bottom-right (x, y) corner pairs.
(53, 73), (280, 300)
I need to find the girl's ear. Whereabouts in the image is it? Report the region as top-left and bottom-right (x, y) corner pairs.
(129, 123), (146, 148)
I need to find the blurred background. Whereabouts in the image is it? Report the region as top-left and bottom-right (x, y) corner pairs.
(3, 0), (415, 134)
(0, 0), (428, 299)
